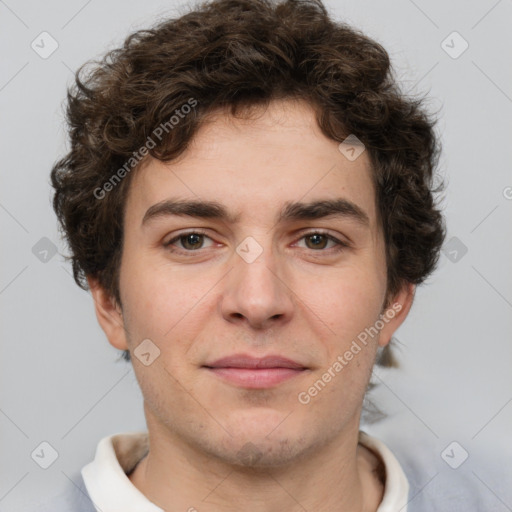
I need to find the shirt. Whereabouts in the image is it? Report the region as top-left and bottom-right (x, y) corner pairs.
(29, 429), (412, 511)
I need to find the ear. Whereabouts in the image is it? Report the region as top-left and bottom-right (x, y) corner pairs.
(378, 282), (415, 348)
(87, 276), (128, 351)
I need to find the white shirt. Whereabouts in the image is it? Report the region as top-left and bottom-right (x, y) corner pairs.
(81, 430), (410, 511)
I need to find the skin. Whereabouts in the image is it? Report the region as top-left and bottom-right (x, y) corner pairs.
(89, 98), (414, 512)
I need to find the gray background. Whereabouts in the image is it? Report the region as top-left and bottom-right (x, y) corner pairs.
(1, 0), (511, 510)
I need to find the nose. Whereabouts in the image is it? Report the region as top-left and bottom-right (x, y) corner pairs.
(220, 237), (294, 331)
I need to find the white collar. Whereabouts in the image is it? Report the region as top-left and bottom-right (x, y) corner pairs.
(81, 430), (409, 511)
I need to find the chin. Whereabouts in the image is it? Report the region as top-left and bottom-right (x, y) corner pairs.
(226, 406), (298, 437)
(217, 436), (307, 469)
(206, 414), (314, 468)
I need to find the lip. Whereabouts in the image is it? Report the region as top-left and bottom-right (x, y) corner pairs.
(203, 354), (309, 389)
(205, 354), (306, 370)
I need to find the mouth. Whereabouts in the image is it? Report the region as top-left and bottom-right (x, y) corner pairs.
(202, 354), (309, 389)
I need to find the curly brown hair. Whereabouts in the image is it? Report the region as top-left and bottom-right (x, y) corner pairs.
(51, 0), (445, 366)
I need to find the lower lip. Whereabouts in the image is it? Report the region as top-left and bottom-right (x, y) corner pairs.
(205, 367), (307, 388)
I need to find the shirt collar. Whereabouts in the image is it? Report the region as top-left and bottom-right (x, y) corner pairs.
(81, 430), (409, 512)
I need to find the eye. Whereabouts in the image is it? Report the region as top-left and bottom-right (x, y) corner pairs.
(163, 229), (349, 255)
(295, 231), (348, 252)
(164, 230), (214, 252)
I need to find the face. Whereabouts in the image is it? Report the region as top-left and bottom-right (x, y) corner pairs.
(92, 98), (413, 467)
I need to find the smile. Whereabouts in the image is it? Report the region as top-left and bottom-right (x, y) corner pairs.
(202, 354), (310, 389)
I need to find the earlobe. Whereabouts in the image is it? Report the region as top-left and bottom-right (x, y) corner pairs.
(87, 276), (129, 351)
(378, 283), (415, 347)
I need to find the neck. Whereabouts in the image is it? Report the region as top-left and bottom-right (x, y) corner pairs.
(128, 418), (384, 512)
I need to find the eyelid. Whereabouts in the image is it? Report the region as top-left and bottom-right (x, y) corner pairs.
(163, 228), (350, 254)
(291, 229), (350, 253)
(163, 228), (211, 247)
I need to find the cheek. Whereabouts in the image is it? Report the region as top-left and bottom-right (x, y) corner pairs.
(304, 263), (386, 344)
(119, 256), (204, 344)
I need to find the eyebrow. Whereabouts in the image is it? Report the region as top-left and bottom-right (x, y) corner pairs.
(141, 197), (370, 227)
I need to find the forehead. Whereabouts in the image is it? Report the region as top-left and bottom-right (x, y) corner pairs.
(125, 99), (378, 230)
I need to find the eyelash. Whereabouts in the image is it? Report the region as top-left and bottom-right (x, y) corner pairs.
(163, 229), (349, 256)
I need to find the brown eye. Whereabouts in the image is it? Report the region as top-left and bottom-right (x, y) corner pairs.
(180, 233), (205, 250)
(164, 230), (213, 253)
(304, 233), (329, 250)
(297, 231), (348, 252)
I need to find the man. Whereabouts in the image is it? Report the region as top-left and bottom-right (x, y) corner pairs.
(42, 0), (447, 510)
